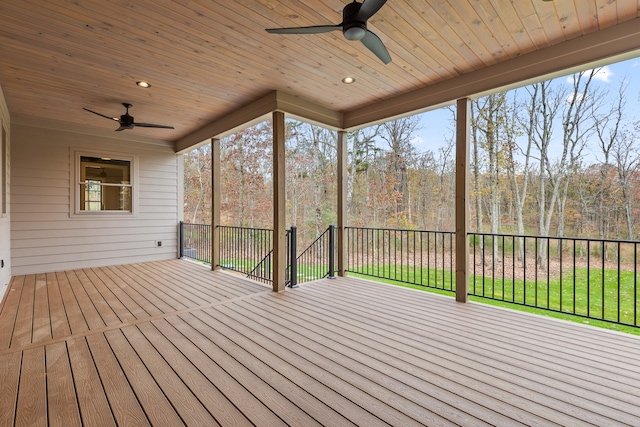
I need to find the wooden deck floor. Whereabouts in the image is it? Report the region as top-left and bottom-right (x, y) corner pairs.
(1, 260), (639, 426)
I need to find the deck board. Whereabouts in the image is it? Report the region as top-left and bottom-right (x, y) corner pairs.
(81, 268), (134, 324)
(104, 328), (186, 426)
(45, 342), (81, 427)
(11, 274), (36, 348)
(165, 314), (331, 427)
(67, 336), (116, 426)
(148, 318), (275, 427)
(55, 271), (89, 335)
(45, 272), (71, 340)
(120, 324), (221, 426)
(73, 269), (121, 326)
(64, 269), (107, 331)
(0, 276), (24, 349)
(196, 306), (433, 426)
(31, 274), (51, 344)
(1, 260), (640, 426)
(85, 333), (151, 427)
(0, 351), (21, 426)
(15, 347), (47, 427)
(92, 266), (154, 320)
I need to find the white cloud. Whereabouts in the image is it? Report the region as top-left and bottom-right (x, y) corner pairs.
(410, 135), (425, 147)
(593, 66), (614, 82)
(566, 92), (585, 104)
(566, 65), (614, 84)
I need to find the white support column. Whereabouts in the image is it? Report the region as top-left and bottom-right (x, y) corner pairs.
(337, 131), (347, 277)
(456, 98), (470, 303)
(211, 138), (221, 271)
(272, 111), (287, 292)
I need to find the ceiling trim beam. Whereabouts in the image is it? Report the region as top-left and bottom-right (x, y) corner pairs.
(343, 18), (640, 129)
(175, 92), (275, 153)
(273, 91), (343, 131)
(174, 91), (342, 153)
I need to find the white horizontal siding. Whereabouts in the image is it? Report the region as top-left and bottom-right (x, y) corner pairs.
(12, 225), (176, 240)
(10, 121), (181, 275)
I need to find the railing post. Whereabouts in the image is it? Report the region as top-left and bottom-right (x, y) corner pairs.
(289, 225), (298, 288)
(212, 138), (221, 270)
(455, 97), (470, 303)
(337, 131), (348, 277)
(272, 111), (287, 292)
(179, 221), (184, 258)
(328, 224), (336, 279)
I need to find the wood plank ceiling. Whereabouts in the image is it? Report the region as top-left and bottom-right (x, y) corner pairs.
(0, 0), (639, 148)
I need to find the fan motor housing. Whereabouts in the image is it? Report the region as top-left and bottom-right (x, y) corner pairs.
(343, 1), (366, 40)
(120, 114), (134, 126)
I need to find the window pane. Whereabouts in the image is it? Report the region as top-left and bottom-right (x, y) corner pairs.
(120, 186), (132, 211)
(81, 181), (102, 211)
(81, 156), (130, 184)
(79, 156), (132, 212)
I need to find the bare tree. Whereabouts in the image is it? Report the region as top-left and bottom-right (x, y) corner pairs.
(379, 117), (420, 226)
(510, 88), (535, 259)
(613, 127), (639, 239)
(594, 78), (628, 239)
(347, 126), (380, 223)
(556, 70), (600, 237)
(183, 145), (211, 224)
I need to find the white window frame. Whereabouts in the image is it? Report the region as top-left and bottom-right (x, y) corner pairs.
(70, 149), (139, 217)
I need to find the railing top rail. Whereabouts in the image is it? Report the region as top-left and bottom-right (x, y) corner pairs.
(218, 225), (274, 233)
(346, 226), (455, 234)
(470, 231), (640, 245)
(182, 222), (211, 227)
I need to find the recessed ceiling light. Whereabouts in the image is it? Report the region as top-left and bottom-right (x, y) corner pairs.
(342, 76), (356, 84)
(136, 81), (151, 88)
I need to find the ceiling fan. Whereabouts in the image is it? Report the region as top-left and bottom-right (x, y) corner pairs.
(266, 0), (391, 64)
(83, 103), (175, 131)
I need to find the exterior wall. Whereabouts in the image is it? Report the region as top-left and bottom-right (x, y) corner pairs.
(10, 119), (180, 275)
(0, 86), (10, 300)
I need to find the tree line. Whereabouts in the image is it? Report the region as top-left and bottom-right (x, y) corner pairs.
(184, 67), (640, 246)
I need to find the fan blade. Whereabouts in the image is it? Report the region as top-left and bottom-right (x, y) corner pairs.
(266, 25), (341, 35)
(361, 30), (391, 64)
(134, 122), (175, 129)
(83, 107), (119, 121)
(115, 126), (129, 131)
(356, 0), (387, 21)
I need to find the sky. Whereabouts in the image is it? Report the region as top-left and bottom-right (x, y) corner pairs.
(408, 55), (640, 161)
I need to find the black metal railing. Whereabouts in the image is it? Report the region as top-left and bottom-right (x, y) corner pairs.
(179, 222), (335, 286)
(295, 225), (336, 285)
(243, 229), (297, 285)
(179, 222), (212, 264)
(346, 226), (455, 292)
(469, 232), (640, 327)
(218, 225), (273, 284)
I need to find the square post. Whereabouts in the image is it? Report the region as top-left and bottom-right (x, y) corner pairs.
(456, 98), (470, 302)
(337, 131), (348, 277)
(272, 111), (287, 292)
(211, 138), (221, 270)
